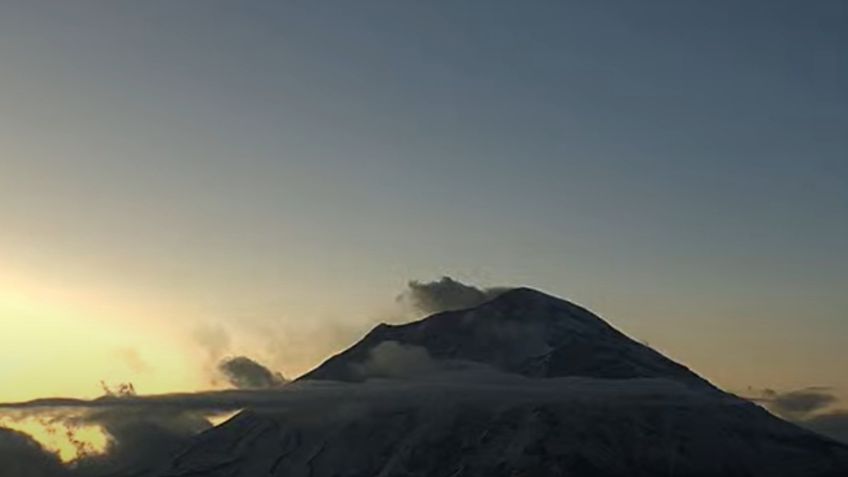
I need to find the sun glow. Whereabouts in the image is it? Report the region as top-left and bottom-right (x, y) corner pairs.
(0, 262), (208, 403)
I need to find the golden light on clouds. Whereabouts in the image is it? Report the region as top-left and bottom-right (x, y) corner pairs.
(0, 415), (109, 462)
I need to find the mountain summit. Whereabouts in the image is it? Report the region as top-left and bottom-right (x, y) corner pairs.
(145, 288), (848, 477)
(302, 287), (713, 388)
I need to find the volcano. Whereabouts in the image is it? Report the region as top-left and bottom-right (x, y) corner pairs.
(144, 288), (848, 477)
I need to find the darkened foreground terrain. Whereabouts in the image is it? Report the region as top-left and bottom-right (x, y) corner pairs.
(138, 288), (848, 477)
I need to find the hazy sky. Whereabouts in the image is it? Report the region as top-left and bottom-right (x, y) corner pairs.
(1, 1), (846, 405)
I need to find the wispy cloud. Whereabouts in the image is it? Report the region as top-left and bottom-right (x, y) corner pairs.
(217, 356), (286, 389)
(750, 386), (847, 444)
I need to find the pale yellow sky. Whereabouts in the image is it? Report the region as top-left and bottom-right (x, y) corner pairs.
(0, 265), (199, 401)
(0, 251), (386, 402)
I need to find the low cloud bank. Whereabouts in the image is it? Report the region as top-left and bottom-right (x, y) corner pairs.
(4, 373), (848, 476)
(0, 352), (285, 477)
(0, 390), (270, 477)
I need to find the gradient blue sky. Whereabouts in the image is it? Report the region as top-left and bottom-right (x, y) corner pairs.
(0, 1), (846, 402)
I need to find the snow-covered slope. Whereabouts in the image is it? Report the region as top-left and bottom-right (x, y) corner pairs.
(145, 288), (848, 477)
